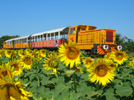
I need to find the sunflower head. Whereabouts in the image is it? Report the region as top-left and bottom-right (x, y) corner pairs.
(104, 52), (112, 60)
(111, 50), (128, 65)
(0, 63), (14, 79)
(5, 50), (12, 58)
(128, 59), (134, 67)
(40, 49), (46, 57)
(70, 66), (83, 73)
(0, 80), (33, 100)
(43, 55), (59, 74)
(38, 54), (43, 59)
(83, 57), (95, 68)
(34, 49), (38, 53)
(87, 58), (115, 86)
(128, 56), (133, 61)
(58, 43), (81, 68)
(25, 48), (32, 55)
(22, 55), (33, 70)
(10, 60), (23, 76)
(50, 59), (59, 68)
(0, 50), (3, 57)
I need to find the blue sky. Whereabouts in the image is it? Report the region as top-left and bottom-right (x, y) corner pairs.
(0, 0), (134, 40)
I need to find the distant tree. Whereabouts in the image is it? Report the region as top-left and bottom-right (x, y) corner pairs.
(116, 33), (125, 45)
(116, 33), (134, 53)
(0, 35), (20, 49)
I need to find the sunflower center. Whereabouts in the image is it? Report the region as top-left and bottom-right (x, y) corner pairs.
(1, 71), (8, 77)
(86, 59), (92, 64)
(24, 57), (32, 65)
(7, 51), (12, 55)
(129, 56), (133, 60)
(70, 51), (74, 55)
(50, 59), (58, 68)
(95, 64), (107, 77)
(0, 52), (2, 55)
(116, 53), (123, 60)
(66, 47), (79, 60)
(42, 51), (46, 54)
(11, 64), (19, 71)
(110, 64), (115, 68)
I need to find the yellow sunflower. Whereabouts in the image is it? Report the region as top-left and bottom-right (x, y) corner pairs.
(58, 43), (81, 68)
(70, 66), (83, 73)
(33, 49), (39, 54)
(25, 48), (31, 55)
(29, 52), (35, 58)
(0, 79), (33, 100)
(38, 54), (43, 60)
(33, 58), (40, 61)
(40, 49), (46, 57)
(5, 50), (12, 58)
(19, 52), (26, 58)
(128, 56), (133, 61)
(0, 50), (3, 57)
(111, 50), (128, 65)
(43, 55), (59, 74)
(47, 52), (53, 57)
(87, 58), (115, 86)
(22, 55), (33, 70)
(108, 60), (118, 69)
(83, 57), (95, 68)
(0, 63), (14, 79)
(128, 59), (134, 67)
(10, 60), (23, 76)
(104, 52), (112, 60)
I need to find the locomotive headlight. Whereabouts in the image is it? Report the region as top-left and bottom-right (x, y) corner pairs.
(117, 45), (122, 50)
(103, 45), (109, 49)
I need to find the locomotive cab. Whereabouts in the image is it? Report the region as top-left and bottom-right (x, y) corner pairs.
(68, 24), (120, 55)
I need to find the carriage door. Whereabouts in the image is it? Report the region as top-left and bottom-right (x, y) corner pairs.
(68, 27), (76, 45)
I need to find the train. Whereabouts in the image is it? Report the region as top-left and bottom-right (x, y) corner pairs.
(3, 24), (122, 55)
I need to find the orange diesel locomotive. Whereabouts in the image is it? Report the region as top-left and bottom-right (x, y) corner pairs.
(3, 24), (122, 55)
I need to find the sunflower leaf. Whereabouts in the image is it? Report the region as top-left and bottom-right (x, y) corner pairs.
(69, 92), (83, 100)
(54, 82), (70, 99)
(115, 86), (132, 97)
(81, 73), (89, 81)
(103, 88), (117, 100)
(65, 70), (75, 77)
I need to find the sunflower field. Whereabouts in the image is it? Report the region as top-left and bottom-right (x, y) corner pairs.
(0, 43), (134, 100)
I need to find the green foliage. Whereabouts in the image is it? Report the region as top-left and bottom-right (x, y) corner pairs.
(0, 35), (19, 49)
(2, 48), (134, 100)
(116, 33), (134, 53)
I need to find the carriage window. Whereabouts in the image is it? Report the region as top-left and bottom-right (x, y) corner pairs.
(51, 33), (54, 40)
(47, 34), (50, 40)
(37, 36), (40, 41)
(55, 32), (58, 39)
(43, 34), (46, 40)
(70, 28), (75, 34)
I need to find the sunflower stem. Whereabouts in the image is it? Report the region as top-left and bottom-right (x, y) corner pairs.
(96, 83), (100, 100)
(73, 72), (77, 93)
(55, 69), (58, 79)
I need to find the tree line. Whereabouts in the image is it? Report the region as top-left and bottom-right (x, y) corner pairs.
(0, 35), (19, 49)
(116, 34), (134, 53)
(0, 34), (134, 53)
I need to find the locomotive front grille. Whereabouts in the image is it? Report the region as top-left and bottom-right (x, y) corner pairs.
(106, 31), (113, 42)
